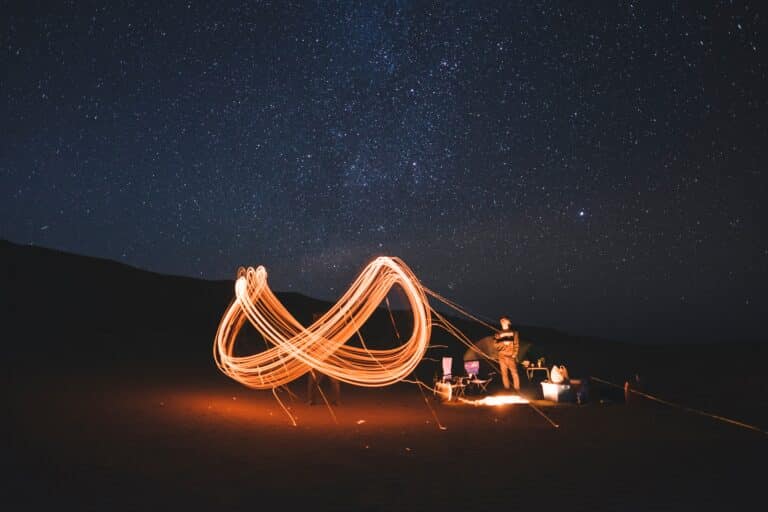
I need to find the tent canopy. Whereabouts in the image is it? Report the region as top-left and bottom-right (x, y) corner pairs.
(463, 336), (533, 363)
(463, 335), (498, 362)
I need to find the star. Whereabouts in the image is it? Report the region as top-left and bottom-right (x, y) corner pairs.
(1, 1), (764, 344)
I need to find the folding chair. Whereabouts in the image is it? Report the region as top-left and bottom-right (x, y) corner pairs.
(464, 360), (480, 379)
(464, 360), (492, 394)
(434, 357), (466, 401)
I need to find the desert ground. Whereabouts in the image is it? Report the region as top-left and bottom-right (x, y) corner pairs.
(6, 357), (765, 512)
(3, 242), (766, 510)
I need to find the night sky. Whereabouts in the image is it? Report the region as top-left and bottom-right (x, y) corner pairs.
(2, 1), (766, 344)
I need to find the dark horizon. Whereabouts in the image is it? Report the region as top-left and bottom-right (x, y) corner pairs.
(3, 236), (764, 346)
(2, 1), (766, 345)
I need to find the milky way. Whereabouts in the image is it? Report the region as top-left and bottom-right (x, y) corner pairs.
(2, 1), (766, 343)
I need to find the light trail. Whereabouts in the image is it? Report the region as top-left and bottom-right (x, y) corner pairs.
(214, 257), (432, 390)
(213, 257), (564, 429)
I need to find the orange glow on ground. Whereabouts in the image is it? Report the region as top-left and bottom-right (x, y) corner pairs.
(154, 386), (480, 429)
(459, 394), (530, 406)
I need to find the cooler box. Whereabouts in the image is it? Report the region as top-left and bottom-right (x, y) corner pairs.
(541, 381), (573, 402)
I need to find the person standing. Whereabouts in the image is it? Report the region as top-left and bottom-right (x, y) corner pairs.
(307, 369), (341, 406)
(494, 316), (520, 392)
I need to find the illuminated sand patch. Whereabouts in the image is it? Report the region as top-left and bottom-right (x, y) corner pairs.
(161, 388), (452, 429)
(214, 257), (431, 390)
(460, 394), (530, 406)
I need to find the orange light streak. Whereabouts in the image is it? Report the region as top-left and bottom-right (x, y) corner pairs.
(214, 257), (431, 390)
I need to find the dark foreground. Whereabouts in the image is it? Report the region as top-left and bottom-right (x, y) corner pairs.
(6, 365), (766, 512)
(4, 241), (765, 510)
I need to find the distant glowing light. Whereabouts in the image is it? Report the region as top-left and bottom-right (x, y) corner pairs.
(214, 257), (432, 390)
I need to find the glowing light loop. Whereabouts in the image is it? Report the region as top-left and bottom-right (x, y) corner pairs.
(214, 257), (431, 389)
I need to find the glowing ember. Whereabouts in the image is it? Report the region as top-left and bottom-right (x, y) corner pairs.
(214, 257), (432, 389)
(461, 394), (530, 406)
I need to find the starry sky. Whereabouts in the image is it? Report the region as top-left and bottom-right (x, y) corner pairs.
(2, 1), (766, 344)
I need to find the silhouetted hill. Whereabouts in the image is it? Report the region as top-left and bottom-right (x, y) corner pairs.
(3, 239), (765, 390)
(1, 240), (330, 372)
(0, 240), (584, 376)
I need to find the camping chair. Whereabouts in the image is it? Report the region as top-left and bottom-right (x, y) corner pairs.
(464, 360), (492, 394)
(434, 357), (466, 401)
(441, 357), (453, 382)
(464, 360), (480, 379)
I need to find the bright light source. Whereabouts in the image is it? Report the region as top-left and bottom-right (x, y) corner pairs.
(462, 394), (530, 406)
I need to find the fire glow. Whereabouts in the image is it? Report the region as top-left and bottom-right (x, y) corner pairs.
(462, 394), (530, 406)
(214, 257), (431, 390)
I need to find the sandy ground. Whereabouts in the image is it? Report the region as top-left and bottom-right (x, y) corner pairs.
(4, 242), (765, 510)
(5, 365), (765, 512)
